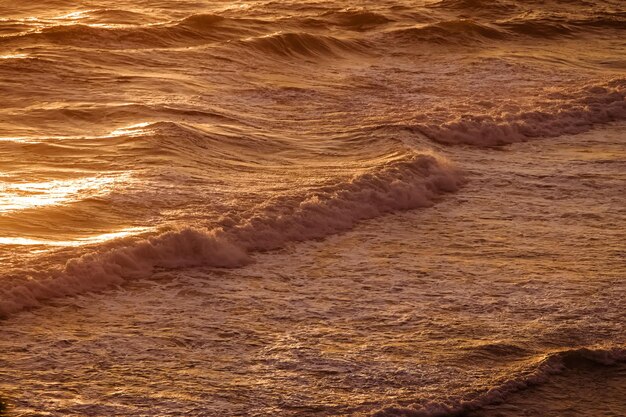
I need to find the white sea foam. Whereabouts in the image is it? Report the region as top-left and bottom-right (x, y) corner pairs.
(414, 80), (626, 146)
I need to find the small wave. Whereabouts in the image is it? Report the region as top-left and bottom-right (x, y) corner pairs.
(105, 121), (294, 161)
(0, 54), (61, 74)
(108, 121), (243, 158)
(386, 12), (625, 46)
(429, 0), (517, 13)
(0, 19), (32, 37)
(320, 9), (394, 31)
(576, 14), (626, 30)
(235, 31), (367, 58)
(412, 79), (626, 146)
(384, 20), (506, 45)
(7, 103), (242, 134)
(177, 13), (230, 30)
(6, 12), (372, 53)
(35, 23), (208, 48)
(497, 18), (576, 38)
(1, 13), (264, 49)
(80, 9), (158, 25)
(0, 153), (461, 317)
(459, 341), (531, 360)
(497, 11), (626, 38)
(373, 346), (626, 417)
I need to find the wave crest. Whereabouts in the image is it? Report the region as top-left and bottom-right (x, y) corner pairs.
(236, 31), (366, 58)
(413, 79), (626, 146)
(374, 346), (626, 417)
(0, 153), (461, 317)
(384, 20), (506, 45)
(321, 9), (393, 31)
(3, 14), (262, 49)
(429, 0), (515, 13)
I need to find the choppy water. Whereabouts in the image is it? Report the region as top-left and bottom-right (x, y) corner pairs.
(0, 0), (624, 415)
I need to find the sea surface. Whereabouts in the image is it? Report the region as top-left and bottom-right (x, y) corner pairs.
(0, 0), (625, 415)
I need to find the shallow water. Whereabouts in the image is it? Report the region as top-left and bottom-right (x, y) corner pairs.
(0, 0), (624, 415)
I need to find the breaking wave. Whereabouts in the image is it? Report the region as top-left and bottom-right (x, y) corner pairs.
(412, 79), (626, 146)
(0, 153), (461, 317)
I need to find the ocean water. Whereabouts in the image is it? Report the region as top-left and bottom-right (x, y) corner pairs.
(0, 0), (624, 415)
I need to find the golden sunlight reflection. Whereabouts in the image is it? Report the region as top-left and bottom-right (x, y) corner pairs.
(109, 122), (153, 137)
(53, 10), (92, 21)
(0, 53), (29, 59)
(0, 136), (37, 142)
(0, 175), (126, 213)
(0, 226), (150, 247)
(50, 9), (159, 29)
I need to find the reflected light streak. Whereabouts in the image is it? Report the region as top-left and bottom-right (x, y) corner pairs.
(0, 53), (29, 59)
(0, 226), (150, 247)
(109, 122), (153, 137)
(0, 175), (127, 213)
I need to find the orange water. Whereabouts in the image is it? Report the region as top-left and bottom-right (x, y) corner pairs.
(0, 1), (624, 415)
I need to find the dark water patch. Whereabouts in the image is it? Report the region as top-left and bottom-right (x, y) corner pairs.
(177, 13), (268, 33)
(497, 12), (626, 39)
(374, 347), (626, 417)
(459, 341), (532, 362)
(429, 0), (518, 14)
(469, 355), (626, 416)
(319, 9), (394, 31)
(569, 12), (626, 30)
(4, 103), (248, 137)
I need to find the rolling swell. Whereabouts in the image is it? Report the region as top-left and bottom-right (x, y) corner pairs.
(0, 153), (461, 318)
(498, 12), (626, 38)
(383, 15), (625, 47)
(383, 20), (505, 45)
(413, 79), (626, 146)
(3, 104), (249, 139)
(0, 13), (372, 54)
(374, 346), (626, 417)
(235, 31), (367, 58)
(383, 11), (625, 47)
(1, 14), (264, 49)
(71, 9), (153, 25)
(319, 10), (394, 31)
(107, 121), (298, 162)
(429, 0), (519, 15)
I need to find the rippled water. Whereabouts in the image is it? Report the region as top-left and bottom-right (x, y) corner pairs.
(0, 0), (624, 415)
